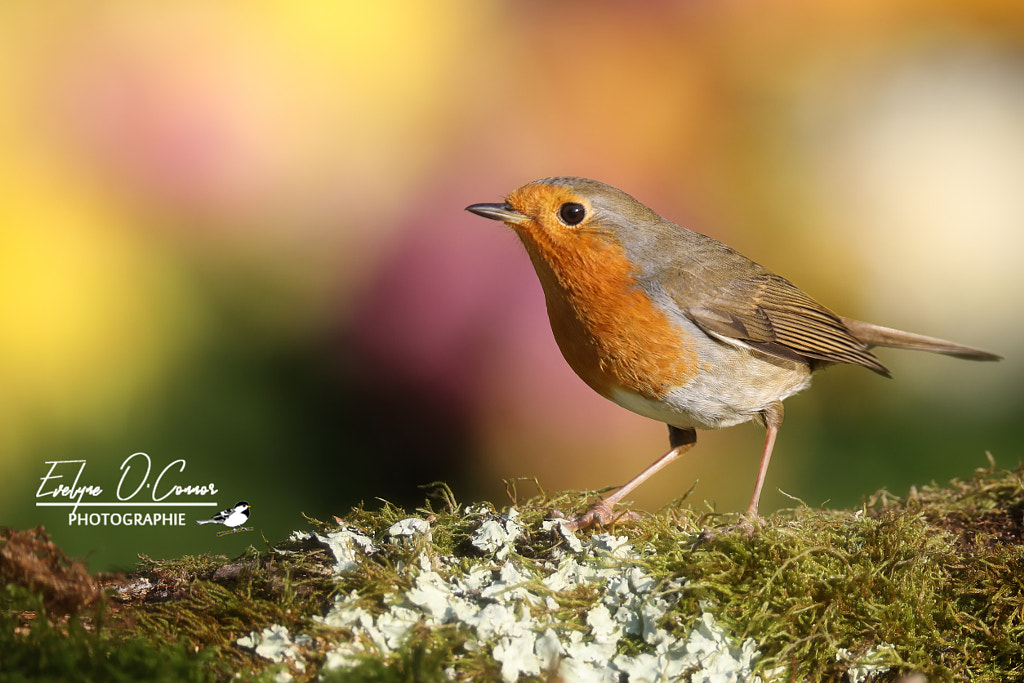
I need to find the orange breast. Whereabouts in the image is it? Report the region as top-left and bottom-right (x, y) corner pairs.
(518, 231), (699, 401)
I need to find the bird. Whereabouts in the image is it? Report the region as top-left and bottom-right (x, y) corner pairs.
(196, 501), (252, 535)
(466, 177), (1001, 531)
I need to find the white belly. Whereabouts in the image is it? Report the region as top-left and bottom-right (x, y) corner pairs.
(610, 351), (813, 430)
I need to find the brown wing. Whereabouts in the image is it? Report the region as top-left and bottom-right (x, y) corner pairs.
(681, 273), (891, 377)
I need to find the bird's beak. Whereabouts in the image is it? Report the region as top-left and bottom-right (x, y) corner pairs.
(466, 202), (529, 226)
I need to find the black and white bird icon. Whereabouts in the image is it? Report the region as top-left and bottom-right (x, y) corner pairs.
(196, 501), (252, 536)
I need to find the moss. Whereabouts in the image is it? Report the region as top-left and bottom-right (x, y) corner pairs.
(0, 584), (229, 683)
(2, 458), (1022, 681)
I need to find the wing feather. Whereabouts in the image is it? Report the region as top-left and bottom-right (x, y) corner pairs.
(677, 272), (890, 376)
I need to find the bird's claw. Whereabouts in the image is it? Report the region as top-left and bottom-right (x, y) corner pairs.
(564, 500), (641, 532)
(693, 514), (761, 546)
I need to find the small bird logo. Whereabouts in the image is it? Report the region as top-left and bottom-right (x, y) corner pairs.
(196, 501), (252, 536)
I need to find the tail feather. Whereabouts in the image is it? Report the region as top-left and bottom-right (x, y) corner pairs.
(841, 317), (1002, 361)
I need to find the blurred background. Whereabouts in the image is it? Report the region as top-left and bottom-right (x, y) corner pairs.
(1, 1), (1022, 572)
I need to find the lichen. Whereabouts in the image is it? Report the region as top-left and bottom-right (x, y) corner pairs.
(3, 458), (1023, 681)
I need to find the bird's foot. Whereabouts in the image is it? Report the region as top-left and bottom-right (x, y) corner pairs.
(563, 499), (642, 532)
(692, 513), (762, 546)
(216, 526), (252, 537)
(730, 516), (762, 541)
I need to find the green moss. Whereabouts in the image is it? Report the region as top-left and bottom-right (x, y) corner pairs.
(318, 625), (475, 683)
(2, 460), (1022, 681)
(0, 585), (229, 683)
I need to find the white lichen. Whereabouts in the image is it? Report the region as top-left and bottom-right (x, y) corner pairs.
(283, 515), (768, 682)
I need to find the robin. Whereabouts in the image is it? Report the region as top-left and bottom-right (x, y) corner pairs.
(466, 177), (1001, 531)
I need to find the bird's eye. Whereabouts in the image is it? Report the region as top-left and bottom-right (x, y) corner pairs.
(558, 202), (586, 226)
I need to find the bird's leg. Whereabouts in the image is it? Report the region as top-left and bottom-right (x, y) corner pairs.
(567, 426), (697, 532)
(745, 402), (784, 520)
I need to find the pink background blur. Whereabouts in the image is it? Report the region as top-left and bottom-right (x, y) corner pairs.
(1, 1), (1021, 570)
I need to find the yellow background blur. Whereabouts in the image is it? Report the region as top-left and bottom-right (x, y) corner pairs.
(2, 1), (1021, 571)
